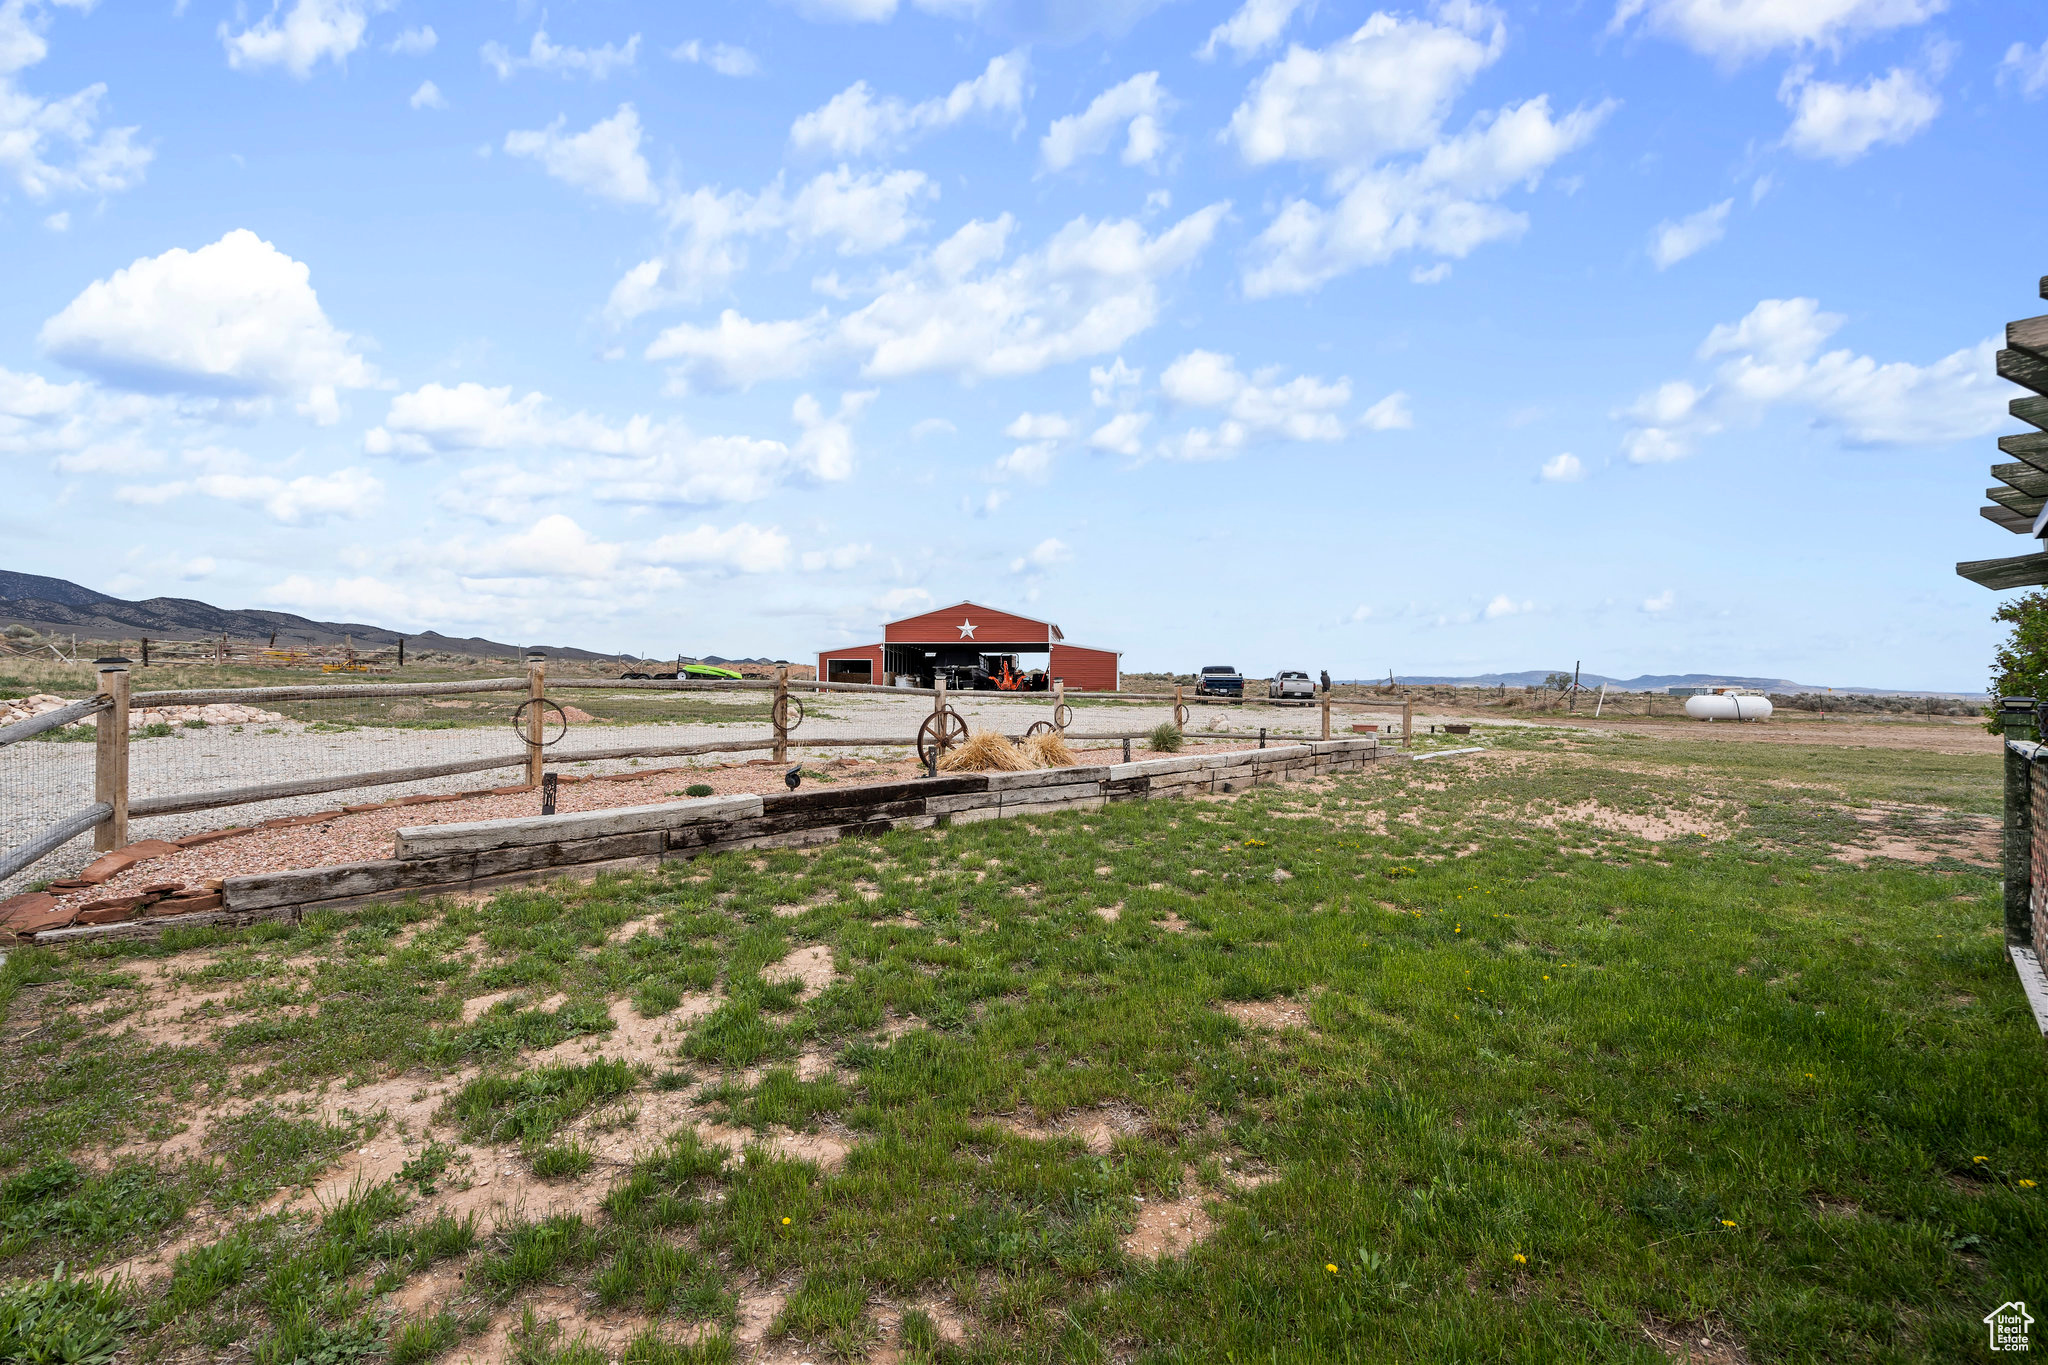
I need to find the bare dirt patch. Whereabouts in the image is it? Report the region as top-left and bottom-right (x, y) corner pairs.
(1531, 799), (1729, 843)
(763, 943), (839, 997)
(1219, 998), (1313, 1033)
(1833, 803), (1999, 867)
(1124, 1191), (1213, 1259)
(998, 1102), (1148, 1154)
(1640, 1315), (1753, 1364)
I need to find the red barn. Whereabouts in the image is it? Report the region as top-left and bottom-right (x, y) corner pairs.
(818, 601), (1120, 692)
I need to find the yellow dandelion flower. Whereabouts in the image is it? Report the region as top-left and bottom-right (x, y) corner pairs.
(1543, 975), (1550, 981)
(1325, 1263), (1338, 1274)
(781, 1216), (792, 1225)
(2022, 1179), (2038, 1188)
(1975, 1156), (1989, 1164)
(1720, 1219), (1736, 1227)
(1512, 1253), (1527, 1264)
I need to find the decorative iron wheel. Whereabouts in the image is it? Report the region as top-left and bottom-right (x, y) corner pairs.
(1173, 704), (1189, 728)
(773, 695), (806, 733)
(1024, 720), (1055, 738)
(510, 697), (569, 748)
(1052, 704), (1074, 729)
(917, 707), (969, 768)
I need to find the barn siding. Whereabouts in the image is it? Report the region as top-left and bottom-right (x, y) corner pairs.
(885, 602), (1053, 645)
(818, 644), (885, 684)
(1050, 644), (1119, 691)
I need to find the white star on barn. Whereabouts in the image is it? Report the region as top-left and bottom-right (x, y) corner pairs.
(958, 620), (976, 638)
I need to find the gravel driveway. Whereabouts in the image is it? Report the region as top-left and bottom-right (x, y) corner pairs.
(1, 689), (1368, 894)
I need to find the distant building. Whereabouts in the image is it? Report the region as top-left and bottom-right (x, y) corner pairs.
(818, 601), (1120, 691)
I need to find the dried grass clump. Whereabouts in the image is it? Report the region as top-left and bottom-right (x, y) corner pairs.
(1022, 729), (1077, 767)
(938, 729), (1032, 772)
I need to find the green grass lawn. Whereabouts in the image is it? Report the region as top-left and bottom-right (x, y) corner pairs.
(0, 728), (2039, 1364)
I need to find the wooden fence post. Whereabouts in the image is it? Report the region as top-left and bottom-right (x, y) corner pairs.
(1054, 679), (1066, 730)
(1402, 698), (1413, 749)
(773, 666), (790, 765)
(1174, 683), (1184, 733)
(526, 655), (546, 789)
(934, 674), (947, 721)
(93, 659), (130, 851)
(1321, 691), (1331, 740)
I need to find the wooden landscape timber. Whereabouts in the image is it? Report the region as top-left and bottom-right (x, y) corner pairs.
(24, 739), (1401, 938)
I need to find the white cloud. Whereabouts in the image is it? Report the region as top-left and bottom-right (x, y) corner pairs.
(1609, 0), (1945, 63)
(1779, 66), (1939, 161)
(506, 104), (656, 204)
(1411, 262), (1451, 283)
(1243, 93), (1614, 296)
(117, 466), (384, 523)
(1156, 348), (1354, 458)
(1229, 6), (1611, 295)
(1482, 594), (1530, 619)
(671, 39), (758, 76)
(388, 25), (436, 56)
(1004, 412), (1072, 440)
(42, 209), (64, 230)
(993, 441), (1058, 481)
(645, 310), (832, 391)
(2000, 41), (2048, 99)
(1641, 588), (1676, 612)
(602, 167), (935, 324)
(1089, 411), (1150, 455)
(1540, 451), (1584, 482)
(789, 51), (1026, 157)
(220, 0), (370, 78)
(1090, 357), (1142, 407)
(369, 380), (866, 507)
(1228, 5), (1505, 167)
(0, 0), (151, 201)
(911, 417), (956, 439)
(1362, 392), (1414, 429)
(649, 205), (1227, 387)
(1041, 72), (1170, 171)
(842, 205), (1225, 380)
(409, 79), (444, 109)
(483, 28), (639, 80)
(1649, 198), (1731, 267)
(1010, 537), (1070, 572)
(787, 165), (935, 251)
(1198, 0), (1305, 61)
(801, 542), (872, 572)
(645, 522), (791, 573)
(40, 229), (376, 422)
(877, 586), (933, 614)
(449, 514), (622, 579)
(1620, 296), (2006, 461)
(0, 364), (162, 467)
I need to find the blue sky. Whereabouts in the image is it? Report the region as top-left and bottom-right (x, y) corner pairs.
(1, 0), (2041, 688)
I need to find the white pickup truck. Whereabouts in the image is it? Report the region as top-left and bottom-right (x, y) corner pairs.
(1269, 670), (1315, 700)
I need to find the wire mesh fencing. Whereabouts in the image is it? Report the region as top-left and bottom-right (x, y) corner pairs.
(0, 710), (104, 896)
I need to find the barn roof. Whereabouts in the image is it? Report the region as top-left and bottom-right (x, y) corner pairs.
(885, 601), (1064, 641)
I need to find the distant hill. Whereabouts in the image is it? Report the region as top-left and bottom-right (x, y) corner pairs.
(0, 569), (617, 661)
(1362, 669), (1980, 698)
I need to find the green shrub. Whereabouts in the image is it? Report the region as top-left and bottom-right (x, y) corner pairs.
(685, 784), (715, 798)
(389, 1311), (464, 1365)
(447, 1059), (638, 1145)
(1147, 723), (1183, 753)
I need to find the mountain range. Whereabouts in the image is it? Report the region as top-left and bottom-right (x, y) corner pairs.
(0, 569), (615, 661)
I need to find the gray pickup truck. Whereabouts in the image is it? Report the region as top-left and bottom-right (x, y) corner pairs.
(1195, 664), (1244, 698)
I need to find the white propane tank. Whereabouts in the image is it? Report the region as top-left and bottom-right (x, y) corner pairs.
(1683, 693), (1773, 722)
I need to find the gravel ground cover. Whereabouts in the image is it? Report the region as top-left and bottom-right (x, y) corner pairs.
(4, 691), (1378, 894)
(13, 737), (1275, 919)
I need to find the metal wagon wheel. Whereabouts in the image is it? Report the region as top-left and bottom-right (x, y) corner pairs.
(1052, 703), (1074, 729)
(1173, 704), (1189, 728)
(510, 697), (570, 749)
(917, 707), (969, 769)
(772, 695), (806, 733)
(1024, 720), (1056, 738)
